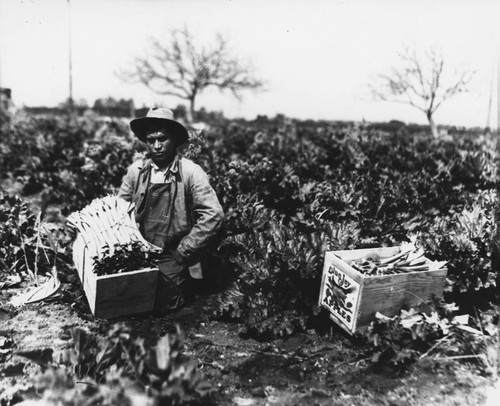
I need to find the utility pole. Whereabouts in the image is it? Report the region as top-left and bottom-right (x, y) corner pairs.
(486, 69), (493, 132)
(497, 53), (500, 135)
(496, 51), (500, 380)
(67, 0), (74, 112)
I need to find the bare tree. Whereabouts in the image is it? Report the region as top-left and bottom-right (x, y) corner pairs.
(372, 47), (474, 137)
(118, 27), (263, 122)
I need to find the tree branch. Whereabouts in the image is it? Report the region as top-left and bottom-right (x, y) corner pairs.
(372, 46), (474, 132)
(117, 26), (263, 116)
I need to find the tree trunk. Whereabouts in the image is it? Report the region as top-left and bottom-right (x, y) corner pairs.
(187, 96), (196, 123)
(427, 111), (439, 138)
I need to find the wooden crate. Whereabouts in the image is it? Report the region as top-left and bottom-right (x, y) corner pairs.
(318, 247), (448, 335)
(72, 234), (158, 319)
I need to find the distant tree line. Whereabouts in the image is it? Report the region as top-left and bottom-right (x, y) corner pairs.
(16, 96), (486, 138)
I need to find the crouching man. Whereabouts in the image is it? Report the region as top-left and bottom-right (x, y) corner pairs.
(118, 107), (224, 314)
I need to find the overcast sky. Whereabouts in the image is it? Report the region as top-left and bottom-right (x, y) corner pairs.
(1, 0), (499, 127)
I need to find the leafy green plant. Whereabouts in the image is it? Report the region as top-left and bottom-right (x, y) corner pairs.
(30, 367), (143, 406)
(420, 192), (497, 309)
(198, 123), (498, 339)
(11, 324), (212, 406)
(0, 192), (32, 262)
(214, 207), (361, 338)
(0, 192), (41, 279)
(0, 192), (73, 286)
(364, 302), (498, 374)
(92, 242), (160, 276)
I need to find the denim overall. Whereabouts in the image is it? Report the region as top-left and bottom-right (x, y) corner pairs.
(118, 156), (225, 313)
(138, 178), (187, 313)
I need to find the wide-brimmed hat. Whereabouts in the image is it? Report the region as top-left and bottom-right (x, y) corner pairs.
(130, 107), (189, 145)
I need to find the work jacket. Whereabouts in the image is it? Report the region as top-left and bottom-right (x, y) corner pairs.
(118, 156), (224, 278)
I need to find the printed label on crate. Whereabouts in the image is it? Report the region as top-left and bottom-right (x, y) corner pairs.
(321, 264), (360, 330)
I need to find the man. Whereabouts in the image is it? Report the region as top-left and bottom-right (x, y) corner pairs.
(118, 107), (224, 313)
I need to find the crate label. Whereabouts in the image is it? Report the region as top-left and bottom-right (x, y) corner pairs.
(321, 264), (360, 330)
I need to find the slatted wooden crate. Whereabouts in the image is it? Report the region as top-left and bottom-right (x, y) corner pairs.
(318, 247), (448, 335)
(72, 234), (158, 319)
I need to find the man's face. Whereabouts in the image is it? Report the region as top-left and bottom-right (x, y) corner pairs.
(145, 130), (176, 167)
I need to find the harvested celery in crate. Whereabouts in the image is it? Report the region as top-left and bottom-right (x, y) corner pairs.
(68, 196), (160, 319)
(318, 241), (448, 334)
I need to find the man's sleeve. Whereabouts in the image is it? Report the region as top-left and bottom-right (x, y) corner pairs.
(176, 165), (224, 262)
(117, 165), (135, 202)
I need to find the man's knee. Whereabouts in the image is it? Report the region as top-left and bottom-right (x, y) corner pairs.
(153, 257), (188, 314)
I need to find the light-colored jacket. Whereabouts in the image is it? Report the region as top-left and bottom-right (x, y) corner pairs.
(118, 156), (224, 278)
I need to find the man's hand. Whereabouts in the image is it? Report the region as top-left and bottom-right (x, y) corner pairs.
(172, 250), (187, 265)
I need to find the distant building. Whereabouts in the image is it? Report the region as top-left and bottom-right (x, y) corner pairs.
(0, 88), (12, 99)
(0, 87), (15, 115)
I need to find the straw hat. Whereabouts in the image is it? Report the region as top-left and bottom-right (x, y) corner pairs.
(130, 107), (189, 145)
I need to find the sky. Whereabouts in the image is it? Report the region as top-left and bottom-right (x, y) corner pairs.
(1, 0), (500, 127)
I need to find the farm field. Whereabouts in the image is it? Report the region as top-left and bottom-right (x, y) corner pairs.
(0, 110), (499, 405)
(1, 293), (496, 406)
